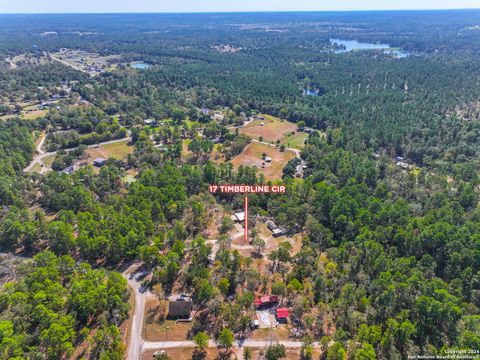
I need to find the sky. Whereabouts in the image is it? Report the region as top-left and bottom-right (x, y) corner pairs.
(0, 0), (479, 14)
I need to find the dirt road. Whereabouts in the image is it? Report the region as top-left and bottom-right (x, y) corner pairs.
(23, 136), (132, 172)
(49, 53), (90, 75)
(250, 139), (301, 159)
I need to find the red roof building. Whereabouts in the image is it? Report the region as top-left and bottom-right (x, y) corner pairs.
(254, 295), (279, 308)
(276, 307), (289, 321)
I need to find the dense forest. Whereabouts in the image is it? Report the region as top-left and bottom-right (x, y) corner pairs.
(0, 10), (479, 360)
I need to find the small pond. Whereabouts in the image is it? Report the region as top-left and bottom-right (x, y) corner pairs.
(131, 62), (151, 69)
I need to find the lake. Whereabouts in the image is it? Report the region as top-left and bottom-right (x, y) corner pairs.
(330, 39), (411, 58)
(131, 62), (151, 69)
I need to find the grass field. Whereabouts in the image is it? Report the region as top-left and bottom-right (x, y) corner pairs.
(230, 142), (296, 180)
(238, 114), (298, 142)
(42, 154), (57, 168)
(143, 348), (220, 360)
(85, 139), (133, 162)
(30, 162), (43, 173)
(281, 132), (308, 149)
(21, 109), (48, 120)
(143, 298), (192, 342)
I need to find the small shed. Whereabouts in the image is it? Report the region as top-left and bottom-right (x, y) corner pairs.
(396, 161), (412, 170)
(61, 165), (75, 174)
(213, 113), (224, 121)
(276, 307), (289, 323)
(93, 158), (107, 167)
(272, 228), (287, 238)
(266, 220), (278, 231)
(264, 156), (272, 163)
(233, 211), (245, 222)
(144, 118), (157, 126)
(167, 301), (193, 320)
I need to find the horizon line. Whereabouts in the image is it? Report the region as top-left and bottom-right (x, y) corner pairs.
(1, 8), (480, 15)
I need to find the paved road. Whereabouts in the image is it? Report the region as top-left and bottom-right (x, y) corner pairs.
(122, 265), (153, 360)
(24, 137), (132, 172)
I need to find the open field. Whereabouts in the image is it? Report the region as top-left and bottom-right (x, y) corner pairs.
(280, 132), (308, 149)
(239, 115), (298, 142)
(21, 109), (48, 120)
(42, 154), (57, 168)
(143, 298), (192, 342)
(249, 325), (290, 341)
(143, 348), (220, 360)
(230, 142), (295, 180)
(85, 139), (133, 162)
(30, 162), (43, 173)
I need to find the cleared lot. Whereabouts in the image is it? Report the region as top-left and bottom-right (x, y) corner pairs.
(238, 115), (298, 142)
(85, 139), (133, 162)
(230, 142), (295, 180)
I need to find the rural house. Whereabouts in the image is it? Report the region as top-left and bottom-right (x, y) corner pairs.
(254, 295), (279, 309)
(167, 300), (193, 320)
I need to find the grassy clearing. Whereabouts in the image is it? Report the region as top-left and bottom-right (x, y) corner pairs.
(0, 114), (17, 121)
(21, 109), (48, 120)
(249, 325), (290, 341)
(85, 139), (133, 161)
(143, 298), (192, 342)
(281, 132), (308, 149)
(143, 348), (220, 360)
(42, 154), (57, 168)
(230, 142), (295, 180)
(30, 162), (43, 173)
(239, 114), (298, 142)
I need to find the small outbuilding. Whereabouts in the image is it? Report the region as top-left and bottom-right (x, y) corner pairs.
(233, 211), (245, 222)
(396, 161), (413, 170)
(271, 228), (287, 237)
(276, 307), (289, 323)
(93, 158), (107, 167)
(266, 220), (286, 237)
(61, 165), (75, 174)
(144, 118), (157, 126)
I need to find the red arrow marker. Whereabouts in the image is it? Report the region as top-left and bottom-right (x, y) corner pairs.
(244, 195), (248, 243)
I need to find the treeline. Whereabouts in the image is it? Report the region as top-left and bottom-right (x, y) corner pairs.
(0, 252), (128, 359)
(0, 121), (35, 206)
